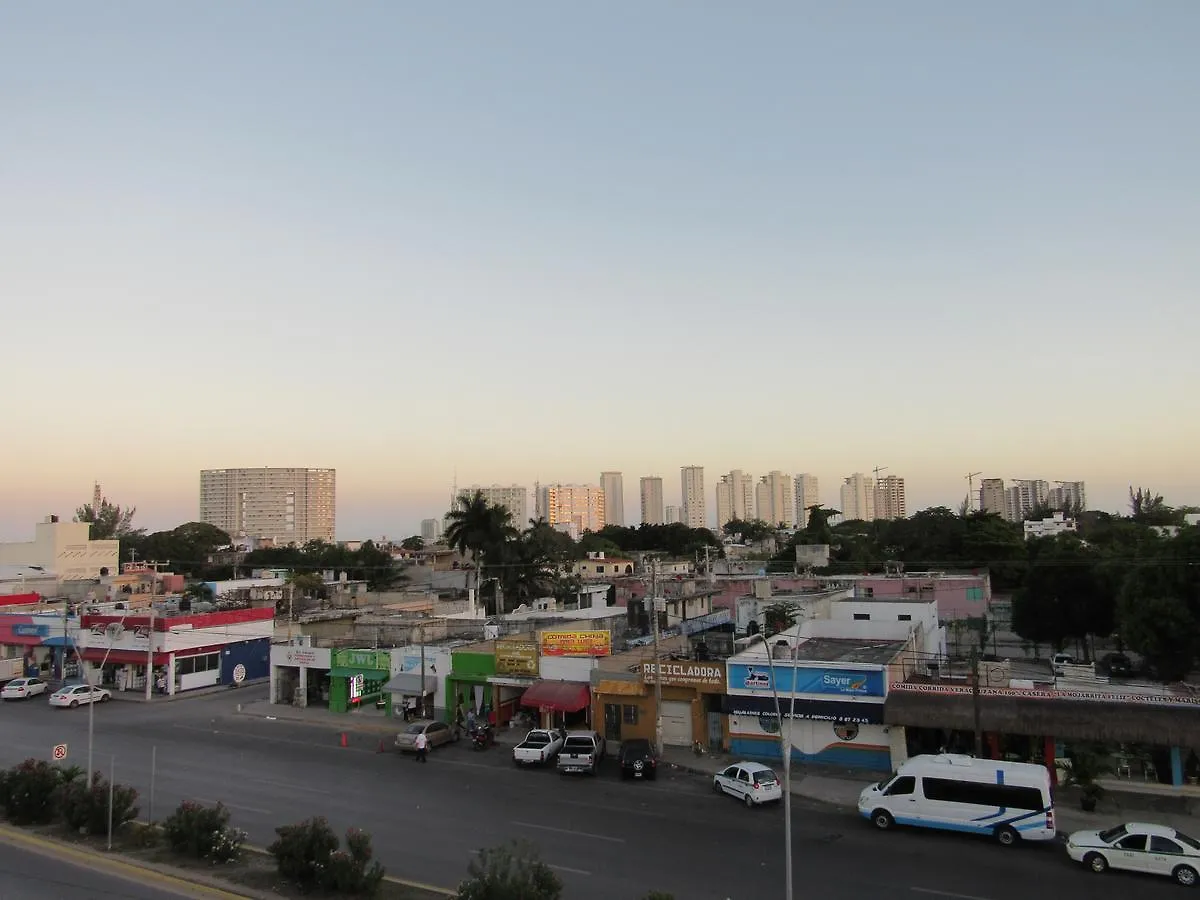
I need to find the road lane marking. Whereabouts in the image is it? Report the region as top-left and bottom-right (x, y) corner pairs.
(512, 821), (626, 843)
(549, 863), (593, 876)
(911, 888), (993, 900)
(193, 797), (273, 816)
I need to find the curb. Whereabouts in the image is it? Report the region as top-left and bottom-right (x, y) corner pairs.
(242, 842), (455, 896)
(0, 822), (265, 899)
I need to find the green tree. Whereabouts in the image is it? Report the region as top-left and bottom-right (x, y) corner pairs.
(722, 518), (776, 543)
(762, 601), (799, 636)
(456, 841), (562, 900)
(1117, 592), (1199, 681)
(1011, 536), (1112, 656)
(401, 535), (425, 551)
(75, 494), (143, 540)
(122, 521), (232, 577)
(444, 492), (518, 611)
(1129, 486), (1181, 526)
(802, 505), (836, 545)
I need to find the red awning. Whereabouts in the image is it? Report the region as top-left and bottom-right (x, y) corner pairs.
(519, 680), (591, 713)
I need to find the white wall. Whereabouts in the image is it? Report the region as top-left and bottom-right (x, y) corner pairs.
(538, 656), (597, 682)
(0, 520), (119, 580)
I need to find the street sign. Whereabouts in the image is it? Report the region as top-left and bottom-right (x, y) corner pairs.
(52, 744), (68, 761)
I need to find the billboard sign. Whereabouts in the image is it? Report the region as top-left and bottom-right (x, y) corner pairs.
(540, 630), (611, 657)
(727, 663), (885, 698)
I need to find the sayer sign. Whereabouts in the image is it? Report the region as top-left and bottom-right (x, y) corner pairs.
(729, 663), (885, 698)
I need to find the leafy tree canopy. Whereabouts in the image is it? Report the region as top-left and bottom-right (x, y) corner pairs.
(75, 495), (143, 541)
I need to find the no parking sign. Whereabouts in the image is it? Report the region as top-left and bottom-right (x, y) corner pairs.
(52, 744), (68, 761)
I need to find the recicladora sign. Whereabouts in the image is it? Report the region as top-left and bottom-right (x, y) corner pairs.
(641, 661), (725, 689)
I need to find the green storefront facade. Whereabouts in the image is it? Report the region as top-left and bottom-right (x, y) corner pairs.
(448, 645), (496, 724)
(329, 648), (392, 714)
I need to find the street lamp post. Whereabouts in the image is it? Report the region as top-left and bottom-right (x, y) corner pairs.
(751, 631), (799, 900)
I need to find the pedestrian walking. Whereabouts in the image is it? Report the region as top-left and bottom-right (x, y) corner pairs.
(414, 729), (428, 763)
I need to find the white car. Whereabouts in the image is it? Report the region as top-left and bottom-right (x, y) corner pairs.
(2, 677), (48, 700)
(713, 761), (783, 808)
(1066, 822), (1200, 886)
(48, 684), (111, 708)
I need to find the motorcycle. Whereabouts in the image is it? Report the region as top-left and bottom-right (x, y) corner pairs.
(470, 723), (494, 751)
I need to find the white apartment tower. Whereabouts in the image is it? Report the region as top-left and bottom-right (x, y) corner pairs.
(664, 505), (681, 525)
(457, 484), (529, 528)
(200, 467), (336, 545)
(715, 469), (755, 529)
(538, 484), (606, 534)
(874, 475), (907, 520)
(420, 518), (442, 542)
(979, 478), (1006, 516)
(1005, 480), (1050, 522)
(680, 466), (706, 529)
(600, 472), (625, 527)
(794, 474), (820, 527)
(839, 473), (876, 522)
(1046, 481), (1087, 514)
(639, 476), (665, 525)
(755, 471), (796, 527)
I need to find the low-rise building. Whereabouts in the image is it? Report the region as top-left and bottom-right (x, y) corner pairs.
(0, 517), (119, 581)
(1024, 512), (1078, 540)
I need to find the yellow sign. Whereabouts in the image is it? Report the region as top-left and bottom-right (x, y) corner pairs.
(540, 630), (611, 658)
(495, 640), (539, 676)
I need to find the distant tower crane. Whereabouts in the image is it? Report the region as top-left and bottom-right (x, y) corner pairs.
(966, 472), (982, 513)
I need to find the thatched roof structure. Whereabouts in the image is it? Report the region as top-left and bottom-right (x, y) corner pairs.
(885, 691), (1200, 746)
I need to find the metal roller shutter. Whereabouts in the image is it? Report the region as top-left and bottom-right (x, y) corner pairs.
(660, 700), (693, 747)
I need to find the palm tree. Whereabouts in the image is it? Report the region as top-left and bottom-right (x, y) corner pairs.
(444, 491), (517, 611)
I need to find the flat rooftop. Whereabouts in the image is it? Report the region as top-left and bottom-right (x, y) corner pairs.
(769, 637), (906, 665)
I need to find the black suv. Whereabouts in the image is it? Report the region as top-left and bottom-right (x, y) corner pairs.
(618, 738), (658, 781)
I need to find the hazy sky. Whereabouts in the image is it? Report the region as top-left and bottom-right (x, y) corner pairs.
(3, 2), (1198, 541)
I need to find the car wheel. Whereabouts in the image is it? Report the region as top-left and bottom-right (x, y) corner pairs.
(69, 699), (79, 708)
(99, 694), (109, 703)
(871, 810), (895, 831)
(744, 792), (755, 808)
(1084, 852), (1108, 874)
(1174, 865), (1198, 887)
(713, 780), (724, 795)
(994, 826), (1018, 847)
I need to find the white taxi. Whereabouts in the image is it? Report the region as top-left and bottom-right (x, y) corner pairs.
(1066, 822), (1200, 886)
(48, 683), (111, 708)
(2, 677), (48, 700)
(713, 761), (783, 808)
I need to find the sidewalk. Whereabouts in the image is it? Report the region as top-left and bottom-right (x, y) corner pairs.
(106, 680), (269, 703)
(658, 748), (1200, 837)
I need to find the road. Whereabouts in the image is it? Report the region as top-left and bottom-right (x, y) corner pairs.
(0, 688), (1182, 900)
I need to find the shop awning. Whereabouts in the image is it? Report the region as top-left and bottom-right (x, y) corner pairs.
(383, 673), (436, 695)
(520, 679), (591, 713)
(594, 680), (645, 697)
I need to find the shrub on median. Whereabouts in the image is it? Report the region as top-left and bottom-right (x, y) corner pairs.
(456, 840), (562, 900)
(162, 800), (246, 863)
(268, 816), (385, 896)
(58, 774), (139, 835)
(1, 759), (77, 826)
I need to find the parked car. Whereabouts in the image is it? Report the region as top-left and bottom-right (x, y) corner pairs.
(617, 738), (658, 780)
(394, 720), (458, 753)
(1051, 653), (1075, 675)
(513, 729), (564, 766)
(713, 761), (783, 808)
(2, 677), (48, 701)
(556, 730), (606, 776)
(48, 684), (111, 708)
(1067, 822), (1200, 885)
(1104, 653), (1133, 678)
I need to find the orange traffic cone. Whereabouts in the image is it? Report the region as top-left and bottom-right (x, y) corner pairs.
(340, 732), (348, 748)
(377, 738), (386, 754)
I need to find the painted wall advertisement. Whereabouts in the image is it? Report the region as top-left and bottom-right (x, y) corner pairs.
(332, 648), (390, 672)
(540, 630), (611, 658)
(727, 663), (885, 698)
(641, 661), (725, 689)
(495, 640), (539, 676)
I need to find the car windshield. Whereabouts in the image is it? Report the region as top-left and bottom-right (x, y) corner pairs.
(405, 724), (425, 734)
(1098, 825), (1129, 843)
(753, 770), (779, 785)
(1176, 831), (1200, 851)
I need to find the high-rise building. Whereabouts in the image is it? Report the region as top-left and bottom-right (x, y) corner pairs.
(639, 476), (665, 525)
(664, 505), (681, 525)
(600, 472), (625, 527)
(794, 474), (820, 527)
(715, 469), (755, 529)
(756, 471), (796, 527)
(420, 518), (442, 542)
(680, 466), (706, 530)
(200, 468), (336, 545)
(979, 478), (1006, 516)
(1005, 479), (1050, 522)
(1046, 481), (1087, 514)
(874, 475), (907, 520)
(537, 484), (605, 534)
(456, 485), (529, 528)
(839, 473), (876, 522)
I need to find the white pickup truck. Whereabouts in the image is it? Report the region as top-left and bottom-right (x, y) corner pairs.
(512, 729), (564, 767)
(556, 730), (607, 776)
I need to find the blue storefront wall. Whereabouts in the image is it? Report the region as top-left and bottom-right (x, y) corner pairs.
(219, 638), (271, 685)
(726, 662), (886, 698)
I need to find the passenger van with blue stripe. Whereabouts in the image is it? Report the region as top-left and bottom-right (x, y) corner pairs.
(858, 754), (1055, 846)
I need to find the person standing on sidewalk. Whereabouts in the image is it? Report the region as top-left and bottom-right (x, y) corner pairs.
(414, 729), (428, 763)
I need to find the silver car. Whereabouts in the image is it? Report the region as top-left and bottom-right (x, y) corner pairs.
(394, 720), (459, 753)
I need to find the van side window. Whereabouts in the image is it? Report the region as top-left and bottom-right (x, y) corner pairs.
(922, 777), (1043, 811)
(884, 776), (915, 796)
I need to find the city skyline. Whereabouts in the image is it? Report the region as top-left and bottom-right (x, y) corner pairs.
(2, 5), (1196, 541)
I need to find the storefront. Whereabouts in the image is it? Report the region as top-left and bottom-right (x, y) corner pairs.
(724, 646), (896, 771)
(517, 629), (610, 730)
(592, 659), (728, 750)
(489, 638), (540, 727)
(0, 613), (78, 680)
(448, 641), (497, 726)
(328, 648), (392, 713)
(270, 643), (332, 707)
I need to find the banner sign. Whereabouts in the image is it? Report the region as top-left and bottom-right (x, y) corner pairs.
(665, 608), (733, 637)
(728, 662), (885, 698)
(725, 694), (884, 725)
(540, 630), (611, 657)
(641, 661), (725, 689)
(332, 648), (390, 671)
(495, 640), (539, 676)
(891, 681), (1200, 708)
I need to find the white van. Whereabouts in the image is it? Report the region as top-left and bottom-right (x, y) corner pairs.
(858, 754), (1056, 846)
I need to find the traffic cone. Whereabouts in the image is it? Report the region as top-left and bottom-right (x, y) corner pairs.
(377, 738), (386, 754)
(340, 732), (348, 748)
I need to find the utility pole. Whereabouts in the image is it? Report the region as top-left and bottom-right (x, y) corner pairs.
(144, 603), (155, 701)
(418, 622), (426, 719)
(969, 647), (983, 758)
(650, 559), (664, 757)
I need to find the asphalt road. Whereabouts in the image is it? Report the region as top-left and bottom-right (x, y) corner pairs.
(0, 688), (1184, 900)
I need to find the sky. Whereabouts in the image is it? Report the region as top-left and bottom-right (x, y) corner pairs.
(2, 2), (1198, 541)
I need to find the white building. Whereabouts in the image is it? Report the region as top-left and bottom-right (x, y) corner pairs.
(874, 475), (907, 520)
(537, 484), (605, 534)
(1024, 512), (1078, 540)
(200, 468), (336, 545)
(458, 484), (529, 528)
(420, 518), (442, 542)
(979, 478), (1006, 516)
(664, 505), (681, 525)
(715, 469), (755, 530)
(600, 472), (625, 527)
(794, 474), (820, 527)
(639, 476), (664, 525)
(756, 470), (795, 527)
(680, 466), (706, 530)
(0, 517), (119, 581)
(840, 474), (876, 522)
(1046, 481), (1087, 513)
(1005, 479), (1049, 522)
